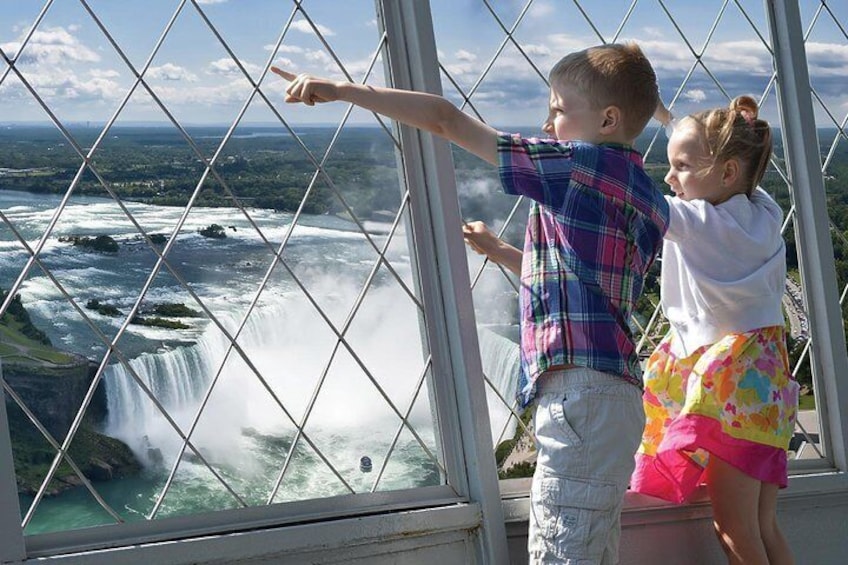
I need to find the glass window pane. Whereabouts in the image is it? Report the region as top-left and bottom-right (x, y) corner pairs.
(430, 0), (846, 481)
(0, 0), (445, 537)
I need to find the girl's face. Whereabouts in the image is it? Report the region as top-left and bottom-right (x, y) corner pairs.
(664, 120), (731, 205)
(541, 80), (605, 143)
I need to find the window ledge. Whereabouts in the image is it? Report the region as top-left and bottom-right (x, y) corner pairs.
(25, 503), (484, 564)
(500, 469), (848, 527)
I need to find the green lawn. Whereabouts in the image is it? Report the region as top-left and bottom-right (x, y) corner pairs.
(798, 394), (816, 410)
(0, 324), (78, 365)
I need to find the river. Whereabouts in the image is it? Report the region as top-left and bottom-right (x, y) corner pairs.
(0, 190), (519, 534)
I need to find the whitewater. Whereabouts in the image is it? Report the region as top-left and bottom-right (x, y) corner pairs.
(0, 190), (519, 533)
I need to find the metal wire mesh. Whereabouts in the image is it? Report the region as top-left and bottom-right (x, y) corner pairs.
(0, 0), (446, 535)
(432, 0), (847, 476)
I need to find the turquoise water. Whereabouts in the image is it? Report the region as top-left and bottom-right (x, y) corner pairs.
(2, 190), (447, 535)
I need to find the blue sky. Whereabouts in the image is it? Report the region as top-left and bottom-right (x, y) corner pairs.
(0, 0), (846, 128)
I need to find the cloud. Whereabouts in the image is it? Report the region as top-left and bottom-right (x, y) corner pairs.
(286, 49), (376, 82)
(0, 26), (129, 113)
(272, 57), (296, 71)
(805, 41), (848, 77)
(1, 26), (100, 65)
(340, 55), (384, 83)
(304, 49), (332, 66)
(266, 44), (305, 54)
(638, 39), (772, 75)
(528, 1), (556, 19)
(289, 19), (335, 37)
(410, 30), (848, 129)
(443, 61), (479, 80)
(0, 68), (123, 107)
(522, 44), (552, 57)
(682, 89), (706, 103)
(139, 80), (255, 111)
(147, 63), (198, 82)
(458, 177), (500, 199)
(90, 69), (121, 79)
(207, 58), (262, 78)
(703, 41), (771, 73)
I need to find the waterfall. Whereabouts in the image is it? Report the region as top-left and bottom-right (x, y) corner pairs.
(104, 311), (240, 467)
(102, 302), (327, 467)
(477, 325), (521, 446)
(103, 298), (522, 468)
(101, 282), (437, 473)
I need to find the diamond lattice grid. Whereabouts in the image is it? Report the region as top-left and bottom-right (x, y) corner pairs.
(0, 0), (443, 535)
(431, 0), (846, 476)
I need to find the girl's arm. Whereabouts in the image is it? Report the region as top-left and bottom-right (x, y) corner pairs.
(654, 97), (673, 126)
(272, 68), (498, 165)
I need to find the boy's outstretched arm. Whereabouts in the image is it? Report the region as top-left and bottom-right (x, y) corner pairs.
(462, 221), (522, 276)
(271, 67), (498, 165)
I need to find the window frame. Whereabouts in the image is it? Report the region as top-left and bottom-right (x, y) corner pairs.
(1, 1), (848, 563)
(0, 0), (508, 562)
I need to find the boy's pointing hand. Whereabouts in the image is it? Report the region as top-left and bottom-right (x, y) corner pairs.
(271, 66), (340, 106)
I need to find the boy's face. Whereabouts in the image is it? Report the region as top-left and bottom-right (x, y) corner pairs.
(664, 120), (729, 204)
(542, 80), (605, 143)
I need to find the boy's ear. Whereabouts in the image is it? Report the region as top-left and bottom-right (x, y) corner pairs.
(600, 105), (622, 135)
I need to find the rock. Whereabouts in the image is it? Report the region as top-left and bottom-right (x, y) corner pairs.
(87, 458), (114, 481)
(2, 355), (99, 441)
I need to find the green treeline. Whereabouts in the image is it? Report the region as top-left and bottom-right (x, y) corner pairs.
(0, 125), (403, 218)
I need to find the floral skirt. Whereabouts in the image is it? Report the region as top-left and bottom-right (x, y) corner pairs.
(630, 326), (799, 504)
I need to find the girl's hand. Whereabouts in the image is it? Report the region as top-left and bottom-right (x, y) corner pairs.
(654, 97), (672, 126)
(271, 67), (340, 106)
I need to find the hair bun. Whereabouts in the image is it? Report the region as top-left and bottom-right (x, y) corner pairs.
(731, 95), (759, 121)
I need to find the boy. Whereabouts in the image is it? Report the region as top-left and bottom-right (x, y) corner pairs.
(272, 41), (668, 564)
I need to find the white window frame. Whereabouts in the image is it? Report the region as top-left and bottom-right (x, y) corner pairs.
(1, 0), (847, 562)
(497, 0), (848, 527)
(0, 0), (509, 562)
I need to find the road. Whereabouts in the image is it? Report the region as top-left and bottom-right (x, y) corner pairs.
(783, 277), (809, 341)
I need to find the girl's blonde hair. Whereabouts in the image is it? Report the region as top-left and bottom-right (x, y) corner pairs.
(686, 95), (773, 196)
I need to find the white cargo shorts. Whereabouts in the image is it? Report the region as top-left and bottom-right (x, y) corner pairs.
(528, 367), (645, 564)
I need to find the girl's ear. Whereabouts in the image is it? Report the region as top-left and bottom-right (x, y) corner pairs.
(722, 158), (741, 188)
(600, 105), (621, 135)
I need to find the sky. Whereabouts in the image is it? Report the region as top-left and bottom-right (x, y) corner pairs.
(0, 0), (846, 129)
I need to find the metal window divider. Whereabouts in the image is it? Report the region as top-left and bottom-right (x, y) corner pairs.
(0, 362), (26, 563)
(766, 0), (848, 470)
(375, 0), (510, 562)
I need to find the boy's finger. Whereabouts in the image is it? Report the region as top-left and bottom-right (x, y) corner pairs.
(270, 67), (296, 81)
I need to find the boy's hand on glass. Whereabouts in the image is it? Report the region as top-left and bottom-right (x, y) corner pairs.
(271, 67), (340, 106)
(462, 221), (521, 275)
(462, 221), (502, 259)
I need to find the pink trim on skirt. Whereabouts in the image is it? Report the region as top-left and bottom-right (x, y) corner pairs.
(630, 414), (788, 504)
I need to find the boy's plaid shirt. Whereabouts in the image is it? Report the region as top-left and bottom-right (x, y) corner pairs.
(497, 133), (669, 407)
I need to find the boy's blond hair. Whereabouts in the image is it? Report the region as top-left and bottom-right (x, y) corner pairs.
(549, 42), (658, 140)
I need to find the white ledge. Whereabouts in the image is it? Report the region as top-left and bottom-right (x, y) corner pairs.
(501, 469), (848, 527)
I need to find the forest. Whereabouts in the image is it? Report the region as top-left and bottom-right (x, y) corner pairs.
(0, 124), (401, 215)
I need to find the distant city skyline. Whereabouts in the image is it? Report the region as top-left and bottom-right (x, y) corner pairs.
(0, 1), (845, 129)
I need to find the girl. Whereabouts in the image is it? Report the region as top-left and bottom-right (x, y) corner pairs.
(630, 96), (799, 565)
